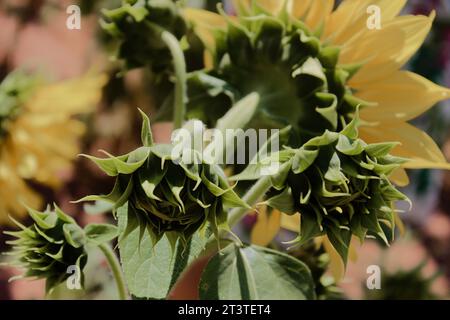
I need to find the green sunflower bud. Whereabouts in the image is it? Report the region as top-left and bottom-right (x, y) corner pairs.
(0, 70), (39, 140)
(79, 110), (248, 245)
(234, 116), (410, 263)
(3, 206), (88, 293)
(101, 0), (187, 73)
(186, 5), (372, 135)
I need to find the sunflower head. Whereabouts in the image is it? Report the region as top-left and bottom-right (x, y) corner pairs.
(0, 70), (40, 140)
(186, 4), (367, 136)
(185, 0), (450, 179)
(101, 0), (187, 73)
(79, 111), (248, 245)
(4, 206), (88, 293)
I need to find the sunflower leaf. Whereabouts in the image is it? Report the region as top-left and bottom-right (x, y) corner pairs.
(199, 244), (315, 300)
(117, 204), (207, 299)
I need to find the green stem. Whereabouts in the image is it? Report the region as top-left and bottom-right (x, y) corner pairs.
(160, 30), (187, 130)
(144, 21), (187, 129)
(99, 243), (128, 300)
(226, 160), (293, 229)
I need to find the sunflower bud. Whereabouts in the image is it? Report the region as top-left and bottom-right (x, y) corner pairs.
(4, 206), (88, 293)
(101, 0), (187, 73)
(234, 116), (409, 263)
(79, 111), (248, 245)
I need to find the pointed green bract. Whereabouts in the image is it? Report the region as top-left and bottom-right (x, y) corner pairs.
(139, 108), (154, 147)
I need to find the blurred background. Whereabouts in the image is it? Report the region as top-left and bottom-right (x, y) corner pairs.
(0, 0), (449, 300)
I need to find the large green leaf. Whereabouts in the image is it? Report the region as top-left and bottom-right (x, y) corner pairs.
(117, 204), (206, 299)
(199, 244), (316, 300)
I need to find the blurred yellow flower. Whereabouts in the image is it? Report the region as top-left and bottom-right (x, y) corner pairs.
(185, 0), (450, 276)
(0, 72), (106, 224)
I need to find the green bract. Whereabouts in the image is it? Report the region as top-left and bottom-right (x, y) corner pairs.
(79, 111), (248, 245)
(186, 5), (368, 135)
(233, 116), (410, 263)
(4, 206), (88, 293)
(101, 0), (187, 73)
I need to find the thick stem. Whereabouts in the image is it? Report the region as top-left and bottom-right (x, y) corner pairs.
(99, 243), (128, 300)
(160, 31), (187, 130)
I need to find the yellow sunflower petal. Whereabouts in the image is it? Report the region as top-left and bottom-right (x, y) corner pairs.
(394, 11), (436, 68)
(254, 0), (285, 14)
(389, 168), (410, 187)
(251, 207), (281, 246)
(394, 212), (406, 236)
(322, 235), (345, 281)
(360, 122), (450, 169)
(280, 212), (300, 232)
(305, 0), (334, 30)
(324, 0), (406, 44)
(359, 71), (450, 122)
(339, 19), (405, 63)
(233, 0), (333, 27)
(231, 0), (249, 14)
(303, 0), (334, 31)
(232, 0), (285, 15)
(348, 12), (435, 86)
(339, 21), (404, 74)
(291, 0), (313, 18)
(183, 8), (227, 52)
